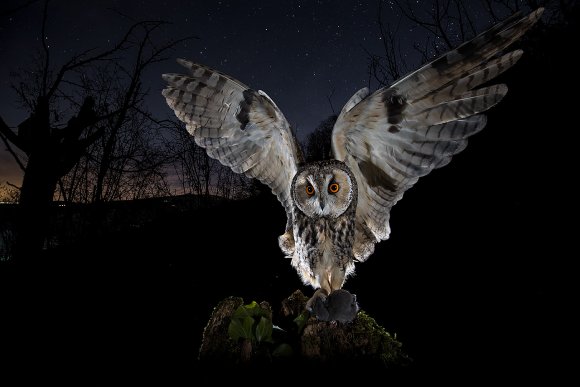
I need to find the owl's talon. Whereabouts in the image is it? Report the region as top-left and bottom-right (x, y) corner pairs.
(306, 288), (358, 323)
(306, 288), (328, 311)
(306, 288), (330, 321)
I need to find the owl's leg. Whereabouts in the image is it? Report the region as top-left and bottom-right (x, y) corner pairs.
(305, 288), (330, 321)
(325, 265), (358, 323)
(307, 288), (328, 306)
(305, 270), (339, 321)
(307, 270), (331, 312)
(329, 266), (346, 292)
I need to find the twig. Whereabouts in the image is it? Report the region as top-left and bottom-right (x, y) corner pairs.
(0, 116), (28, 170)
(6, 181), (21, 191)
(326, 86), (336, 115)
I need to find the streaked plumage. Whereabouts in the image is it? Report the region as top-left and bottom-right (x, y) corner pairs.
(162, 9), (542, 312)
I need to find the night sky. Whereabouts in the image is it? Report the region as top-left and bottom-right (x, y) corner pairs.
(1, 1), (576, 381)
(0, 0), (494, 186)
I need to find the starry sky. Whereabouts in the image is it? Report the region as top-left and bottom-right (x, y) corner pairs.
(0, 0), (492, 186)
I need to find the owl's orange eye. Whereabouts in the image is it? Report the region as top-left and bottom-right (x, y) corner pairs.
(328, 183), (340, 193)
(306, 185), (315, 196)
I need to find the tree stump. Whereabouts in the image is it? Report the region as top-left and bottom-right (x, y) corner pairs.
(199, 290), (410, 376)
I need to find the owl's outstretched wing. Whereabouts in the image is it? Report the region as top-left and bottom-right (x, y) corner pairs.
(162, 60), (303, 234)
(332, 8), (543, 261)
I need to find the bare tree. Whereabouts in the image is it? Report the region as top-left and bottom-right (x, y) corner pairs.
(0, 183), (19, 260)
(0, 1), (192, 259)
(163, 120), (253, 200)
(365, 0), (410, 87)
(368, 0), (560, 88)
(0, 183), (19, 204)
(55, 101), (172, 204)
(304, 114), (337, 163)
(214, 162), (254, 200)
(163, 121), (214, 197)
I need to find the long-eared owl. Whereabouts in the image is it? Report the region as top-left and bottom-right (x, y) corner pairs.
(162, 9), (543, 320)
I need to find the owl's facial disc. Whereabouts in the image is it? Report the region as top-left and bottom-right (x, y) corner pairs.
(292, 167), (353, 218)
(293, 174), (321, 216)
(320, 170), (352, 218)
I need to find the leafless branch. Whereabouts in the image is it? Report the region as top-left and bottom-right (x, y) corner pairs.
(392, 0), (455, 50)
(483, 0), (501, 22)
(57, 178), (68, 203)
(457, 0), (477, 37)
(5, 181), (21, 191)
(377, 0), (404, 82)
(0, 114), (28, 170)
(44, 20), (164, 101)
(0, 116), (24, 150)
(0, 131), (26, 172)
(327, 86), (336, 115)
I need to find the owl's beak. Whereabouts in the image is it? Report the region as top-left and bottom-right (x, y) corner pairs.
(319, 198), (325, 212)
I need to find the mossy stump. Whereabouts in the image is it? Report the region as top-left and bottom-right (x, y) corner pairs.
(199, 290), (410, 372)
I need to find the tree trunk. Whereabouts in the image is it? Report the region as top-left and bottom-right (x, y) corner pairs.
(14, 153), (59, 261)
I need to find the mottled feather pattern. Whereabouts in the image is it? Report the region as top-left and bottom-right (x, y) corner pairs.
(288, 160), (358, 291)
(162, 60), (302, 228)
(161, 9), (542, 290)
(392, 9), (542, 100)
(291, 191), (356, 290)
(332, 9), (543, 261)
(414, 50), (523, 109)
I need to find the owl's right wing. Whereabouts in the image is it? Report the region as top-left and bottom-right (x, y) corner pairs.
(331, 8), (543, 261)
(162, 60), (302, 231)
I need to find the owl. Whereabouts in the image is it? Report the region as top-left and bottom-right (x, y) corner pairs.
(162, 9), (542, 321)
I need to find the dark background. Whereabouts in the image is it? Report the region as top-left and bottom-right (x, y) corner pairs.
(1, 0), (577, 385)
(1, 0), (422, 181)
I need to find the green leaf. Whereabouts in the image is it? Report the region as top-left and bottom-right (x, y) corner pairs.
(272, 343), (294, 357)
(293, 311), (309, 333)
(233, 301), (269, 320)
(228, 318), (243, 341)
(232, 305), (251, 319)
(243, 301), (260, 314)
(241, 316), (254, 340)
(246, 301), (270, 318)
(255, 316), (273, 343)
(228, 316), (255, 341)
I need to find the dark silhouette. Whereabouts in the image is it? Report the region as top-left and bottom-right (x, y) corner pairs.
(0, 93), (101, 259)
(163, 121), (254, 199)
(304, 114), (337, 162)
(0, 1), (191, 260)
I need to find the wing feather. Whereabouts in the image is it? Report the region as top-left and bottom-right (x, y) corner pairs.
(332, 9), (543, 261)
(162, 60), (302, 233)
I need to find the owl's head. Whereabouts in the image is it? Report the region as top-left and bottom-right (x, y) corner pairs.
(291, 160), (357, 218)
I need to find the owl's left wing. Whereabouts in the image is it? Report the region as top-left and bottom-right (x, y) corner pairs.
(162, 60), (302, 231)
(332, 8), (543, 261)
